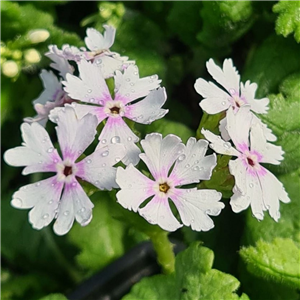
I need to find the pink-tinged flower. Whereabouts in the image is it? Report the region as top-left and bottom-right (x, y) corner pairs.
(116, 133), (224, 232)
(61, 60), (168, 166)
(195, 58), (276, 141)
(4, 106), (125, 235)
(24, 70), (74, 127)
(201, 106), (290, 221)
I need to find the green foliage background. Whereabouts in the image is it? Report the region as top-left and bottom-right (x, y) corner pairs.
(1, 1), (300, 300)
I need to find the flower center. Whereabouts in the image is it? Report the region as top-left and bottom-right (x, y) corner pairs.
(159, 183), (170, 193)
(63, 165), (73, 176)
(247, 157), (255, 167)
(110, 106), (120, 115)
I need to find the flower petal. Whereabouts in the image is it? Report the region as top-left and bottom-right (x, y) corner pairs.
(4, 123), (61, 175)
(54, 105), (98, 161)
(170, 138), (217, 185)
(171, 188), (224, 231)
(11, 176), (64, 230)
(201, 128), (240, 156)
(250, 122), (284, 165)
(63, 60), (112, 105)
(138, 195), (182, 232)
(251, 114), (277, 142)
(229, 158), (248, 194)
(77, 143), (126, 190)
(98, 116), (140, 166)
(241, 81), (269, 114)
(116, 164), (155, 211)
(114, 65), (161, 103)
(194, 78), (231, 114)
(206, 58), (240, 94)
(219, 117), (231, 141)
(85, 26), (115, 51)
(258, 168), (290, 221)
(140, 133), (184, 179)
(227, 106), (252, 150)
(126, 88), (168, 124)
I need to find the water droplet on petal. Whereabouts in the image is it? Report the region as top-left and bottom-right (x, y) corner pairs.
(87, 159), (92, 164)
(125, 93), (130, 97)
(43, 214), (49, 219)
(222, 101), (227, 106)
(79, 207), (86, 213)
(48, 200), (53, 204)
(115, 157), (121, 162)
(63, 211), (70, 216)
(138, 115), (143, 119)
(101, 151), (109, 157)
(47, 147), (54, 153)
(90, 98), (95, 103)
(88, 89), (92, 93)
(130, 82), (134, 86)
(191, 218), (195, 223)
(249, 183), (254, 188)
(101, 139), (107, 144)
(38, 161), (42, 164)
(102, 163), (106, 167)
(224, 142), (231, 149)
(78, 150), (83, 155)
(132, 117), (137, 121)
(72, 182), (77, 187)
(229, 88), (235, 94)
(185, 164), (190, 168)
(134, 71), (138, 75)
(95, 180), (100, 186)
(193, 166), (199, 171)
(131, 89), (135, 93)
(35, 182), (41, 187)
(178, 154), (186, 161)
(127, 136), (132, 141)
(126, 78), (130, 82)
(111, 136), (121, 144)
(96, 59), (102, 65)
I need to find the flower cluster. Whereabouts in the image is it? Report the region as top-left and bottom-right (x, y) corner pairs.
(4, 25), (290, 236)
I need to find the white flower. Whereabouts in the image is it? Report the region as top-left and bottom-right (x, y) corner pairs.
(195, 58), (276, 141)
(60, 60), (168, 166)
(4, 106), (125, 235)
(24, 70), (74, 127)
(201, 106), (290, 221)
(116, 133), (224, 232)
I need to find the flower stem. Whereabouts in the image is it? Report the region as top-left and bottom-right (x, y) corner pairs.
(148, 230), (175, 274)
(43, 227), (82, 283)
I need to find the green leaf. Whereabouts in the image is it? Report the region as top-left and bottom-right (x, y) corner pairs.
(259, 73), (300, 174)
(243, 34), (300, 98)
(68, 191), (127, 273)
(140, 118), (194, 144)
(38, 294), (68, 300)
(240, 238), (300, 289)
(122, 242), (249, 300)
(243, 169), (300, 248)
(273, 1), (300, 43)
(197, 1), (254, 53)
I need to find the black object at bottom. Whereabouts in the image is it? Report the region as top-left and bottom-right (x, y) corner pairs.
(67, 240), (185, 300)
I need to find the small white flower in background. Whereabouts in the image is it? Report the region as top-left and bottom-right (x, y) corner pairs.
(201, 106), (290, 222)
(60, 60), (168, 166)
(195, 58), (276, 141)
(50, 25), (133, 78)
(4, 106), (126, 235)
(24, 70), (74, 127)
(116, 133), (224, 232)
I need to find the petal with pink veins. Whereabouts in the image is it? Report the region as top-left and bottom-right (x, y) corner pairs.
(54, 106), (98, 161)
(4, 122), (61, 175)
(138, 195), (182, 232)
(171, 188), (223, 231)
(140, 133), (184, 179)
(11, 176), (64, 230)
(116, 164), (155, 211)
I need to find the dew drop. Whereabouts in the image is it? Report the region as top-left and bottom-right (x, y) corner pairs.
(191, 218), (195, 223)
(47, 147), (54, 153)
(78, 150), (83, 155)
(35, 182), (41, 187)
(125, 78), (130, 82)
(72, 182), (77, 187)
(193, 166), (199, 171)
(63, 211), (70, 216)
(79, 207), (86, 213)
(53, 159), (59, 163)
(127, 136), (132, 142)
(138, 115), (143, 119)
(131, 89), (135, 93)
(111, 136), (121, 144)
(130, 82), (134, 86)
(90, 98), (95, 103)
(249, 183), (254, 188)
(178, 154), (186, 161)
(99, 100), (104, 105)
(132, 117), (137, 121)
(51, 183), (55, 187)
(134, 71), (138, 75)
(185, 164), (190, 168)
(102, 163), (106, 167)
(229, 88), (235, 94)
(222, 101), (227, 106)
(125, 93), (130, 97)
(96, 59), (102, 65)
(101, 139), (107, 144)
(95, 180), (100, 186)
(48, 200), (53, 204)
(38, 161), (42, 164)
(101, 151), (109, 157)
(88, 89), (92, 93)
(43, 214), (49, 219)
(192, 154), (196, 158)
(87, 159), (92, 164)
(224, 142), (231, 149)
(115, 157), (121, 162)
